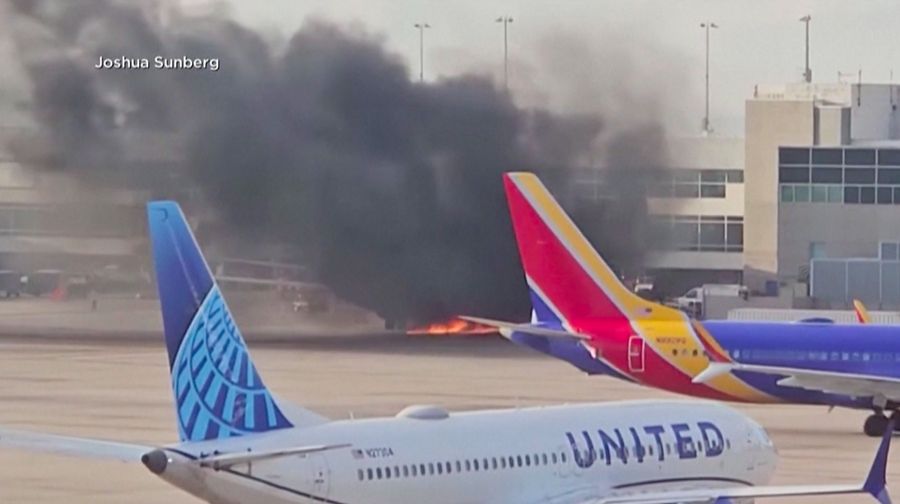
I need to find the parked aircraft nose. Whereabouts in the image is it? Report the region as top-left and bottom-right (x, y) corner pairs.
(141, 449), (169, 475)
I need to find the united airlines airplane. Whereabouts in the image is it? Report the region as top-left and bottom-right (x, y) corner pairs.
(0, 201), (894, 503)
(466, 172), (900, 438)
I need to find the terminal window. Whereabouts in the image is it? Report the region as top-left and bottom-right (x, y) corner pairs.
(650, 169), (742, 199)
(652, 215), (742, 252)
(880, 242), (900, 260)
(779, 147), (900, 205)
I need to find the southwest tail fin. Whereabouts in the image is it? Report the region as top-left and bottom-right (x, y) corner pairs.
(147, 202), (323, 442)
(502, 172), (679, 327)
(854, 299), (872, 324)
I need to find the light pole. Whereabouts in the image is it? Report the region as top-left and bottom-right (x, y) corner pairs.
(495, 16), (513, 92)
(700, 21), (718, 135)
(414, 22), (430, 82)
(799, 15), (812, 83)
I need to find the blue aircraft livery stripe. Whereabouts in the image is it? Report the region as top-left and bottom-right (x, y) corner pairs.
(147, 202), (215, 369)
(528, 284), (563, 324)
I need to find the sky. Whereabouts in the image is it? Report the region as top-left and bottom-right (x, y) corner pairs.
(223, 0), (900, 137)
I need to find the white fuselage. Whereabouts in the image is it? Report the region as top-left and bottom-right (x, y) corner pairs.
(154, 400), (777, 504)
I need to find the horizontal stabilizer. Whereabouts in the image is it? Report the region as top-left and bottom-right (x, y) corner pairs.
(596, 484), (866, 504)
(692, 362), (736, 384)
(197, 443), (351, 470)
(459, 316), (590, 340)
(0, 427), (152, 462)
(694, 361), (900, 403)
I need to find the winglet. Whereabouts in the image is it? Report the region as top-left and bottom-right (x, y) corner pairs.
(854, 299), (872, 324)
(863, 414), (895, 504)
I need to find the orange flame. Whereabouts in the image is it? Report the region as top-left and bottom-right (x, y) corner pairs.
(408, 317), (497, 335)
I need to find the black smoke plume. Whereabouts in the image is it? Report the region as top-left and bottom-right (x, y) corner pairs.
(3, 1), (666, 325)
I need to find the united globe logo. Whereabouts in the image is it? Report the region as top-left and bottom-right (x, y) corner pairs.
(171, 287), (291, 441)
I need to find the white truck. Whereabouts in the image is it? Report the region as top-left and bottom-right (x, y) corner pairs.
(675, 284), (749, 318)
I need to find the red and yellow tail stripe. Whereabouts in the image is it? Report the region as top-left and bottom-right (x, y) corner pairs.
(854, 299), (872, 324)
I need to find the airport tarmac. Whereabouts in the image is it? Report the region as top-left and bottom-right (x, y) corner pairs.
(0, 333), (894, 503)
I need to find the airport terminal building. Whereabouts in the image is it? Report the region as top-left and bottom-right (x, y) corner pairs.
(635, 82), (900, 309)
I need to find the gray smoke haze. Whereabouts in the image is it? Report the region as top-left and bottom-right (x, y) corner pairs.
(3, 0), (669, 324)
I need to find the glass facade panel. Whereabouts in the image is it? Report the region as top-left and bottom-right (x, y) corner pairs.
(726, 170), (744, 183)
(780, 148), (810, 164)
(726, 223), (743, 250)
(648, 169), (741, 200)
(881, 242), (900, 260)
(844, 167), (875, 184)
(845, 149), (876, 165)
(700, 170), (727, 182)
(700, 222), (725, 251)
(827, 185), (843, 203)
(861, 186), (876, 204)
(878, 168), (900, 184)
(673, 220), (699, 251)
(652, 215), (741, 253)
(673, 170), (700, 183)
(780, 166), (810, 183)
(779, 147), (900, 206)
(879, 149), (900, 166)
(700, 184), (725, 198)
(811, 185), (828, 202)
(673, 184), (699, 198)
(781, 184), (794, 202)
(812, 148), (842, 165)
(811, 167), (842, 183)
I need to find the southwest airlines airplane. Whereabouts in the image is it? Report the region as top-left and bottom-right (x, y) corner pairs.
(466, 173), (900, 439)
(0, 203), (894, 503)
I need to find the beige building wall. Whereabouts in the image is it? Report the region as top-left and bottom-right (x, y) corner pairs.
(815, 106), (851, 146)
(850, 85), (900, 140)
(666, 137), (744, 169)
(743, 100), (815, 290)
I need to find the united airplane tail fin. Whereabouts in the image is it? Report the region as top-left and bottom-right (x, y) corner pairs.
(502, 172), (681, 327)
(148, 201), (325, 442)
